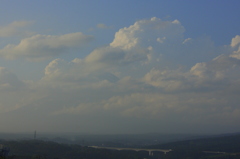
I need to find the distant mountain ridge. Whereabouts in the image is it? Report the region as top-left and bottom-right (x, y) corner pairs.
(148, 133), (240, 151)
(0, 133), (239, 159)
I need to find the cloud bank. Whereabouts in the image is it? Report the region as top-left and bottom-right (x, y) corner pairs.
(0, 21), (34, 37)
(0, 32), (94, 61)
(0, 17), (240, 134)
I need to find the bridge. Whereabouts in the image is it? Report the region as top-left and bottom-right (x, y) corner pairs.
(89, 146), (172, 156)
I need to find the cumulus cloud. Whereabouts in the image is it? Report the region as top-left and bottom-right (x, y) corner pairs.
(0, 32), (94, 61)
(85, 46), (151, 67)
(142, 53), (240, 94)
(110, 17), (184, 50)
(230, 35), (240, 59)
(85, 17), (188, 70)
(1, 17), (240, 133)
(230, 48), (240, 59)
(0, 21), (34, 37)
(39, 18), (240, 120)
(85, 47), (125, 64)
(230, 35), (240, 47)
(87, 17), (217, 69)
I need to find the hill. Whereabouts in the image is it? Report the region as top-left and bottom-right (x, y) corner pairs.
(0, 133), (240, 159)
(147, 133), (240, 159)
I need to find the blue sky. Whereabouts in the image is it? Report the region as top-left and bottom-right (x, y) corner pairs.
(0, 0), (240, 134)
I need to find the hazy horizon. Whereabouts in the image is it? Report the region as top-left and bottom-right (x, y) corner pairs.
(0, 1), (240, 134)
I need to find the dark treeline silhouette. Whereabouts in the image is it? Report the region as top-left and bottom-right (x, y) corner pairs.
(0, 133), (239, 159)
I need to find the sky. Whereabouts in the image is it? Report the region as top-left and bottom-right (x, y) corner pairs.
(0, 0), (240, 134)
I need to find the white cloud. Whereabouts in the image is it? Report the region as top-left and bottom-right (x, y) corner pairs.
(107, 17), (218, 68)
(85, 46), (150, 67)
(0, 21), (34, 37)
(190, 63), (210, 79)
(110, 17), (184, 50)
(182, 38), (192, 44)
(143, 68), (189, 91)
(230, 35), (240, 47)
(230, 47), (240, 59)
(85, 17), (188, 71)
(85, 47), (125, 64)
(0, 32), (94, 61)
(1, 17), (240, 133)
(230, 35), (240, 59)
